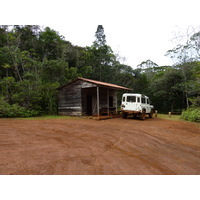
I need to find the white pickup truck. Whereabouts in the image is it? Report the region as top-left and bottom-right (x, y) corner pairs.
(121, 93), (154, 120)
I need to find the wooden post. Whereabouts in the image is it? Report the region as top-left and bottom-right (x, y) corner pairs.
(116, 90), (117, 115)
(155, 110), (158, 117)
(97, 86), (100, 120)
(107, 89), (109, 116)
(169, 112), (171, 118)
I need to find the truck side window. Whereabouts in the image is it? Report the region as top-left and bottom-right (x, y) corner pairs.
(123, 97), (125, 102)
(127, 96), (136, 102)
(137, 97), (140, 103)
(142, 97), (146, 104)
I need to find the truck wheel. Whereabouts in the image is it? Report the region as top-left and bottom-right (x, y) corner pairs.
(140, 110), (146, 120)
(149, 110), (153, 118)
(122, 113), (128, 119)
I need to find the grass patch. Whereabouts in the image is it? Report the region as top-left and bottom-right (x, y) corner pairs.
(157, 113), (200, 127)
(16, 115), (80, 120)
(181, 108), (200, 123)
(157, 114), (181, 121)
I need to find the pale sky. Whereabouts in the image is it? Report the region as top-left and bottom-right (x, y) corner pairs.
(2, 0), (200, 68)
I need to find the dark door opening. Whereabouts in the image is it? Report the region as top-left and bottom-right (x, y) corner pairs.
(86, 95), (93, 115)
(109, 96), (113, 107)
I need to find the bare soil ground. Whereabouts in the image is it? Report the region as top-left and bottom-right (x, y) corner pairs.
(0, 117), (200, 175)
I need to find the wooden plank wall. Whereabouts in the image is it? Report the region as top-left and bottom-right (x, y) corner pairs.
(58, 80), (96, 116)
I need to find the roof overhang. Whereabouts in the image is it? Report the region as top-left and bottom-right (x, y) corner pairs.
(58, 77), (132, 91)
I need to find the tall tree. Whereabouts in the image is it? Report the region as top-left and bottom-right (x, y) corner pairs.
(166, 27), (200, 108)
(90, 25), (118, 81)
(166, 27), (200, 64)
(93, 25), (106, 48)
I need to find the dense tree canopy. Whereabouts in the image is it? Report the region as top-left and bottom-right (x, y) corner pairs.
(0, 25), (200, 120)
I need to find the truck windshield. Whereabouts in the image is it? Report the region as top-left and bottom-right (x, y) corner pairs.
(127, 96), (136, 102)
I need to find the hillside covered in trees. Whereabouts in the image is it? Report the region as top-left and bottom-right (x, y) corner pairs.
(0, 25), (200, 121)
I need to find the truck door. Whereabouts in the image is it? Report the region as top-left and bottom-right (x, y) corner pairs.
(126, 96), (136, 111)
(146, 97), (151, 113)
(141, 96), (150, 113)
(141, 96), (147, 112)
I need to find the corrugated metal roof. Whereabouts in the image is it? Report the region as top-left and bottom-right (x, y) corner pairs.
(78, 77), (131, 90)
(58, 77), (131, 91)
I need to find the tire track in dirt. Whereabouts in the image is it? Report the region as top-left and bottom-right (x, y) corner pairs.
(104, 137), (175, 175)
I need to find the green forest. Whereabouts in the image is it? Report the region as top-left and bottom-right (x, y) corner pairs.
(0, 25), (200, 122)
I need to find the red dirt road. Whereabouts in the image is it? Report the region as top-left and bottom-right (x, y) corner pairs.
(0, 117), (200, 175)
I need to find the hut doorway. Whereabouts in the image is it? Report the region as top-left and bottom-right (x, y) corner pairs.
(109, 96), (114, 107)
(86, 95), (93, 115)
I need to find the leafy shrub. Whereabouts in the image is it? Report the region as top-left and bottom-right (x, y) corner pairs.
(0, 98), (40, 118)
(181, 108), (200, 123)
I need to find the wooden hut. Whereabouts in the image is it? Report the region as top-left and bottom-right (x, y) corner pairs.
(57, 77), (131, 117)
